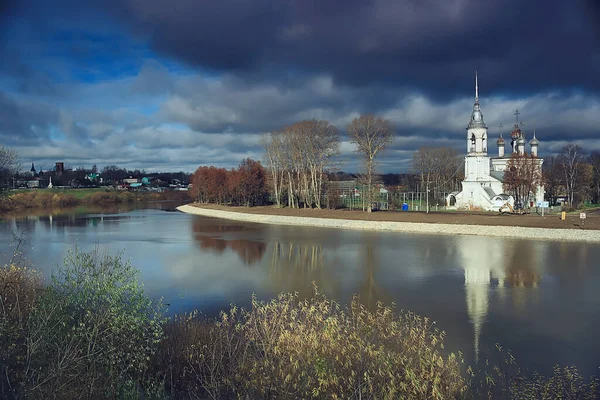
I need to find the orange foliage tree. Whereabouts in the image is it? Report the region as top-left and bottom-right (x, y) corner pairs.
(503, 153), (543, 208)
(191, 159), (267, 206)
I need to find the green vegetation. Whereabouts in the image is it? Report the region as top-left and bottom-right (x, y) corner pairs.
(1, 250), (598, 399)
(10, 188), (106, 199)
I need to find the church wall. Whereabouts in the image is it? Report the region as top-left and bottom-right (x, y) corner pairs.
(491, 158), (509, 172)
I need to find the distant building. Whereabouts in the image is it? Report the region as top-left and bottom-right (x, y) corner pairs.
(55, 162), (64, 176)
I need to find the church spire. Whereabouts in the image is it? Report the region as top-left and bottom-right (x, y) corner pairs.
(468, 72), (486, 130)
(475, 71), (479, 103)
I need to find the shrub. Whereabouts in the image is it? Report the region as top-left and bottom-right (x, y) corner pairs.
(5, 191), (78, 209)
(173, 289), (468, 399)
(24, 249), (167, 399)
(510, 365), (600, 400)
(0, 264), (42, 399)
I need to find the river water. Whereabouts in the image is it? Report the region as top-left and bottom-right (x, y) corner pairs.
(1, 205), (599, 377)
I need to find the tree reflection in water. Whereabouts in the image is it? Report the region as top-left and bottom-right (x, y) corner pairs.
(268, 235), (393, 310)
(192, 218), (266, 265)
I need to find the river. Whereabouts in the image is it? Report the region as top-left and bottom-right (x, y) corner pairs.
(1, 205), (599, 378)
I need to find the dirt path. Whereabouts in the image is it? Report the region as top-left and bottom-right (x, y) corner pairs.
(186, 203), (600, 231)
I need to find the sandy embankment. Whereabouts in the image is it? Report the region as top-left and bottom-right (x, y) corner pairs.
(177, 204), (600, 243)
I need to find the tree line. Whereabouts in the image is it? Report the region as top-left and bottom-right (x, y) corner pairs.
(190, 158), (267, 207)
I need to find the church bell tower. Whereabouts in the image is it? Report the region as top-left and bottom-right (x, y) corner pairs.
(466, 72), (488, 155)
(463, 72), (491, 183)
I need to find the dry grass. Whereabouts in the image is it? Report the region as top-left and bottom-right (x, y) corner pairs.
(1, 189), (191, 213)
(81, 190), (135, 204)
(5, 191), (78, 209)
(157, 289), (468, 400)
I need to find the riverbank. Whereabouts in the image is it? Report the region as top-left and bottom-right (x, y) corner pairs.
(0, 189), (190, 214)
(178, 203), (600, 243)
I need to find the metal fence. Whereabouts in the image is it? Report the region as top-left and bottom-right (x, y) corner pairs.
(325, 189), (451, 211)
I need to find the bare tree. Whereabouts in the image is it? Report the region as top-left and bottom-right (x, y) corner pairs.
(264, 120), (340, 209)
(299, 120), (340, 209)
(561, 144), (583, 206)
(0, 145), (19, 189)
(347, 115), (395, 212)
(542, 155), (563, 206)
(412, 147), (460, 209)
(589, 151), (600, 204)
(262, 133), (286, 208)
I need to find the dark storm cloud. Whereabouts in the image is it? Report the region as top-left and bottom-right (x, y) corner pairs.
(0, 91), (57, 144)
(95, 0), (600, 98)
(0, 0), (17, 21)
(3, 0), (600, 173)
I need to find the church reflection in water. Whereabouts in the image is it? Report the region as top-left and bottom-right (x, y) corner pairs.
(457, 235), (543, 362)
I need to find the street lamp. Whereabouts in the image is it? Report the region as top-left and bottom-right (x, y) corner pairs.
(426, 182), (430, 214)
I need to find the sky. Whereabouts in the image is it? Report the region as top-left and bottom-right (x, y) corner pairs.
(1, 0), (600, 173)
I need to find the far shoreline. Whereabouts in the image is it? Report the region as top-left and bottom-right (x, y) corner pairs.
(177, 203), (600, 243)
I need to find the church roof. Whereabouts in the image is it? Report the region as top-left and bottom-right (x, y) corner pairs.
(483, 187), (497, 198)
(490, 170), (505, 182)
(529, 130), (539, 146)
(496, 133), (505, 145)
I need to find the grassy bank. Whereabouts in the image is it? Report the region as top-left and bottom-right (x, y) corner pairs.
(0, 250), (598, 399)
(0, 189), (191, 213)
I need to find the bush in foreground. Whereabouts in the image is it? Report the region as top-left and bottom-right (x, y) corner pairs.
(1, 249), (166, 399)
(156, 292), (467, 399)
(1, 249), (599, 399)
(0, 264), (43, 398)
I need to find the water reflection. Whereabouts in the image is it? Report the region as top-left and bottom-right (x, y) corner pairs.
(269, 240), (336, 298)
(1, 210), (599, 377)
(457, 235), (546, 362)
(192, 219), (266, 265)
(0, 202), (182, 234)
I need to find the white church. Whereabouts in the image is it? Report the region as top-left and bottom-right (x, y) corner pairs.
(447, 74), (544, 211)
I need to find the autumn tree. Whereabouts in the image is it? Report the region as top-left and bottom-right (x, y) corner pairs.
(191, 167), (209, 203)
(503, 153), (543, 208)
(237, 158), (267, 207)
(347, 115), (395, 212)
(191, 159), (266, 206)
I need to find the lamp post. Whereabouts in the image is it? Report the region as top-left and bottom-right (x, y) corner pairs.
(426, 182), (430, 214)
